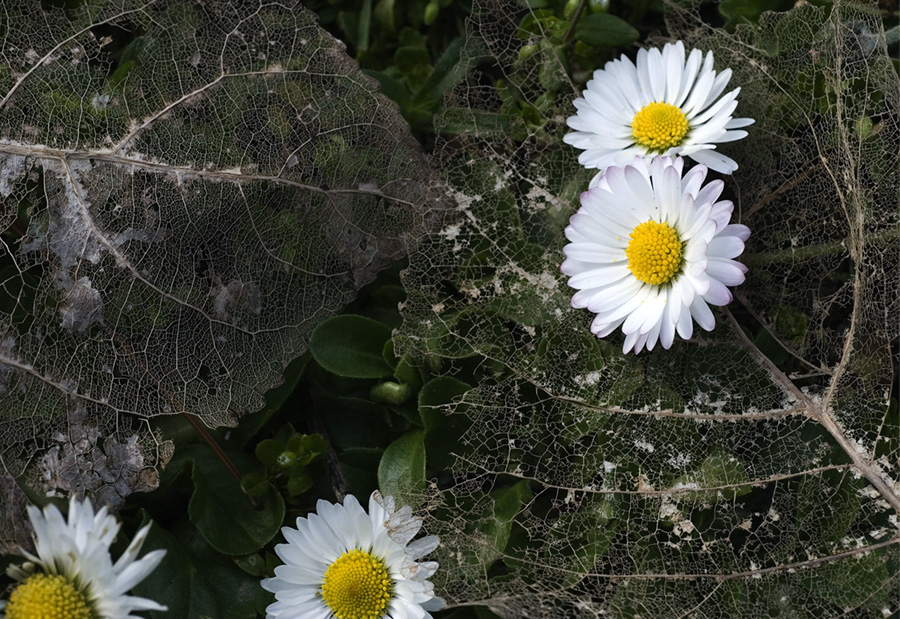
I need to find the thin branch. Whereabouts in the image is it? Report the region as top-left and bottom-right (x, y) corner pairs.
(733, 291), (830, 376)
(562, 0), (586, 45)
(300, 390), (349, 502)
(724, 308), (900, 513)
(451, 453), (852, 496)
(745, 163), (822, 218)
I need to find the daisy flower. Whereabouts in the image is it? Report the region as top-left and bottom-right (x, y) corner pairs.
(262, 491), (442, 619)
(561, 156), (749, 354)
(0, 496), (166, 618)
(563, 41), (754, 187)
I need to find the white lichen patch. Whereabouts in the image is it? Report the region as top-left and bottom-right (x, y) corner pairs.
(573, 371), (601, 387)
(0, 153), (26, 197)
(59, 276), (104, 332)
(633, 440), (655, 453)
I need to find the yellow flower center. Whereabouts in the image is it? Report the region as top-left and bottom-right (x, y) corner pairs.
(320, 548), (393, 619)
(625, 220), (684, 285)
(5, 573), (93, 619)
(631, 102), (690, 151)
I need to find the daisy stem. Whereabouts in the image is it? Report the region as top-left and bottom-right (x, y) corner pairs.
(302, 389), (350, 502)
(561, 0), (586, 44)
(743, 224), (900, 265)
(108, 330), (257, 507)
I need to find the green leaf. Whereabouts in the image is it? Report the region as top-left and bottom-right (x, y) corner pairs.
(357, 0), (372, 53)
(315, 392), (393, 450)
(255, 439), (283, 468)
(309, 315), (394, 378)
(176, 445), (285, 555)
(574, 13), (639, 47)
(419, 377), (473, 471)
(287, 471), (314, 497)
(239, 473), (269, 498)
(795, 469), (863, 546)
(378, 430), (426, 501)
(800, 552), (891, 611)
(365, 70), (412, 111)
(414, 37), (473, 108)
(482, 481), (530, 555)
(439, 108), (513, 136)
(130, 515), (259, 619)
(672, 452), (752, 502)
(233, 552), (267, 577)
(718, 0), (793, 30)
(373, 0), (395, 32)
(218, 352), (311, 450)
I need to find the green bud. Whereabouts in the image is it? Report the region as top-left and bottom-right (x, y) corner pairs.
(370, 381), (410, 405)
(519, 44), (539, 61)
(424, 1), (439, 25)
(563, 0), (579, 20)
(855, 116), (873, 140)
(588, 0), (609, 13)
(276, 450), (298, 468)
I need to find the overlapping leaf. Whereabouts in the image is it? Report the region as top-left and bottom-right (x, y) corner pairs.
(0, 0), (439, 549)
(396, 0), (899, 616)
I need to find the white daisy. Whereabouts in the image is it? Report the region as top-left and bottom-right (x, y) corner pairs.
(561, 156), (750, 354)
(262, 491), (442, 619)
(563, 41), (754, 186)
(0, 496), (166, 618)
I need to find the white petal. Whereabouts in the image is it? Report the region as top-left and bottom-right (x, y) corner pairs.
(690, 295), (716, 331)
(567, 263), (632, 289)
(707, 235), (745, 259)
(701, 69), (734, 111)
(676, 302), (694, 340)
(682, 55), (716, 117)
(690, 90), (738, 126)
(725, 117), (755, 129)
(706, 259), (747, 286)
(659, 302), (676, 349)
(695, 179), (725, 210)
(585, 277), (643, 313)
(688, 148), (739, 174)
(664, 41), (685, 104)
(564, 242), (626, 263)
(592, 313), (627, 338)
(714, 129), (749, 143)
(676, 48), (704, 107)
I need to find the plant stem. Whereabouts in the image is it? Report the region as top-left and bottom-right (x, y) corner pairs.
(744, 224), (900, 265)
(108, 330), (255, 505)
(562, 0), (586, 45)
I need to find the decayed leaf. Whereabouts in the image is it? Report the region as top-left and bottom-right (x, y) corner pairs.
(0, 0), (441, 550)
(397, 0), (899, 616)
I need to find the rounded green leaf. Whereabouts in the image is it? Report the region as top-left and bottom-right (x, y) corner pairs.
(309, 315), (395, 378)
(419, 377), (472, 471)
(574, 13), (639, 47)
(378, 430), (426, 502)
(255, 439), (284, 467)
(181, 445), (286, 556)
(130, 515), (259, 619)
(239, 473), (269, 498)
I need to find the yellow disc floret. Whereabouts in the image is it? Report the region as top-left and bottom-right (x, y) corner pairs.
(625, 220), (684, 285)
(320, 548), (393, 619)
(631, 102), (689, 151)
(5, 573), (93, 619)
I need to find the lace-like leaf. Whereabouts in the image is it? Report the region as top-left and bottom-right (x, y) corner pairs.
(0, 0), (437, 549)
(397, 0), (900, 615)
